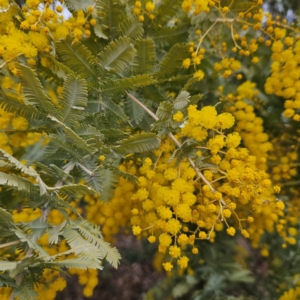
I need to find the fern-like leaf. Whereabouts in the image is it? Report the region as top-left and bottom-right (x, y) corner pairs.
(98, 37), (136, 73)
(150, 25), (189, 48)
(55, 74), (88, 127)
(45, 134), (82, 160)
(48, 116), (94, 155)
(154, 44), (190, 79)
(48, 184), (97, 198)
(117, 18), (144, 41)
(0, 93), (48, 121)
(64, 0), (95, 11)
(72, 219), (121, 268)
(16, 64), (55, 114)
(95, 0), (125, 38)
(113, 133), (160, 154)
(0, 172), (35, 194)
(56, 37), (98, 79)
(97, 95), (128, 121)
(125, 93), (145, 124)
(0, 149), (48, 195)
(173, 91), (190, 110)
(0, 208), (14, 227)
(52, 257), (103, 270)
(0, 261), (17, 271)
(14, 285), (38, 300)
(100, 74), (156, 97)
(133, 38), (156, 75)
(27, 219), (49, 241)
(105, 165), (138, 183)
(151, 0), (184, 28)
(63, 227), (105, 263)
(47, 220), (67, 244)
(98, 167), (118, 201)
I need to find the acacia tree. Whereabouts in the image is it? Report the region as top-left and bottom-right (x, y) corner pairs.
(0, 0), (300, 299)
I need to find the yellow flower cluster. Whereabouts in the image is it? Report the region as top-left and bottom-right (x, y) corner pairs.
(0, 77), (43, 155)
(226, 81), (273, 165)
(279, 286), (300, 300)
(125, 105), (281, 271)
(69, 268), (99, 297)
(218, 81), (291, 248)
(0, 2), (97, 67)
(5, 201), (101, 299)
(182, 0), (212, 15)
(214, 57), (241, 78)
(265, 30), (300, 120)
(84, 176), (135, 242)
(133, 1), (155, 22)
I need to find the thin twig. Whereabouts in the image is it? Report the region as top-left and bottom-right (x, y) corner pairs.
(0, 240), (20, 249)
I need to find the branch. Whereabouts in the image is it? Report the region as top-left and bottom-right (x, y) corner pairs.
(0, 240), (20, 249)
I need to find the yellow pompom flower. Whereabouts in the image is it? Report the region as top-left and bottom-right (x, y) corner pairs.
(56, 5), (63, 13)
(162, 262), (173, 271)
(132, 225), (142, 235)
(177, 256), (189, 269)
(226, 227), (236, 236)
(169, 245), (181, 258)
(217, 113), (235, 129)
(148, 235), (156, 243)
(12, 117), (29, 130)
(193, 70), (205, 81)
(173, 111), (184, 122)
(182, 58), (191, 69)
(145, 1), (155, 12)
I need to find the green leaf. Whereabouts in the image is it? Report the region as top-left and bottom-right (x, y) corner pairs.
(47, 116), (94, 155)
(0, 172), (35, 194)
(101, 128), (128, 143)
(64, 0), (95, 11)
(98, 95), (128, 121)
(95, 0), (125, 37)
(0, 208), (14, 227)
(173, 91), (190, 110)
(49, 164), (74, 183)
(156, 101), (173, 120)
(125, 93), (145, 124)
(150, 25), (189, 48)
(45, 135), (81, 161)
(14, 285), (38, 300)
(113, 133), (160, 154)
(48, 184), (97, 198)
(47, 220), (67, 244)
(100, 74), (156, 97)
(98, 167), (118, 201)
(55, 74), (88, 127)
(0, 261), (17, 271)
(105, 165), (138, 183)
(151, 0), (183, 28)
(0, 92), (48, 121)
(117, 18), (144, 41)
(133, 39), (156, 75)
(13, 230), (50, 258)
(27, 219), (49, 241)
(9, 256), (41, 279)
(93, 24), (108, 39)
(56, 37), (98, 79)
(62, 227), (105, 264)
(154, 44), (190, 79)
(52, 257), (103, 270)
(16, 64), (55, 114)
(71, 219), (121, 268)
(98, 37), (137, 73)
